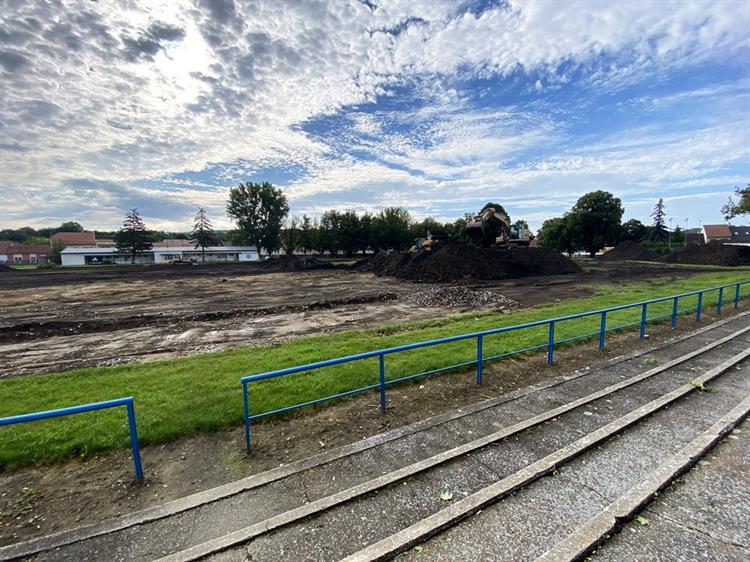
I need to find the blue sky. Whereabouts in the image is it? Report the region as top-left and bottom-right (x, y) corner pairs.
(1, 0), (748, 231)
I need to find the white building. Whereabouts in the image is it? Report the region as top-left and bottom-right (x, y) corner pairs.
(60, 245), (259, 266)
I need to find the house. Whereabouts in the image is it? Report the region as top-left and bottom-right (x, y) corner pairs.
(0, 241), (52, 264)
(701, 224), (732, 243)
(729, 226), (750, 244)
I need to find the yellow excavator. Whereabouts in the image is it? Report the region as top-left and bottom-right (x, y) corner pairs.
(465, 205), (530, 248)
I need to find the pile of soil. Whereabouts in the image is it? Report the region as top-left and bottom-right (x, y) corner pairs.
(257, 255), (336, 271)
(599, 241), (660, 262)
(355, 243), (581, 282)
(403, 286), (517, 309)
(662, 242), (750, 266)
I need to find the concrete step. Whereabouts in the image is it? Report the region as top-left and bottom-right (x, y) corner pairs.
(199, 348), (750, 561)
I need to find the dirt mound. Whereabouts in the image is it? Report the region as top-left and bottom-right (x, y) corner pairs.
(403, 286), (518, 309)
(258, 255), (336, 271)
(355, 243), (581, 282)
(599, 241), (660, 262)
(662, 242), (750, 266)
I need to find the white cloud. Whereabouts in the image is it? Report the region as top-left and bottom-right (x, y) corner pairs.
(0, 0), (748, 230)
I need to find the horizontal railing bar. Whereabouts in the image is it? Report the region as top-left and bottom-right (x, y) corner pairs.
(0, 397), (134, 426)
(248, 383), (381, 420)
(242, 281), (748, 383)
(483, 342), (549, 362)
(385, 359), (479, 385)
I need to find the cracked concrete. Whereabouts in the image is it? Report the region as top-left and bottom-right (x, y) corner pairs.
(593, 419), (750, 561)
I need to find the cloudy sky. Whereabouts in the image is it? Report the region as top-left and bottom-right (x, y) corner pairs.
(1, 0), (748, 232)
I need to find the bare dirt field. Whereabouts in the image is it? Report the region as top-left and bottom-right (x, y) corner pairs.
(0, 260), (708, 377)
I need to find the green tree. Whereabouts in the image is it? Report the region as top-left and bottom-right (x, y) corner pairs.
(280, 216), (299, 255)
(357, 212), (373, 255)
(371, 207), (412, 251)
(721, 184), (750, 220)
(114, 208), (153, 264)
(649, 198), (668, 241)
(568, 190), (624, 257)
(538, 216), (575, 256)
(57, 221), (84, 233)
(410, 217), (444, 239)
(226, 181), (289, 255)
(337, 210), (362, 257)
(298, 214), (317, 254)
(318, 211), (340, 255)
(50, 239), (66, 264)
(190, 207), (220, 262)
(620, 218), (648, 242)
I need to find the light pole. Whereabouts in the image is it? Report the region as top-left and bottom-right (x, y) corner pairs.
(668, 218), (673, 250)
(684, 218), (688, 247)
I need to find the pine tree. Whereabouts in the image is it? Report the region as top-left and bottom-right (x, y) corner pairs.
(114, 208), (153, 264)
(649, 198), (668, 242)
(191, 207), (220, 261)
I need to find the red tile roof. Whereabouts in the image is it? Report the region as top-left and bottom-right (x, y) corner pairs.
(702, 224), (732, 239)
(50, 231), (97, 246)
(0, 241), (51, 255)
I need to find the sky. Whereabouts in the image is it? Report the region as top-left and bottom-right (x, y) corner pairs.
(1, 0), (749, 232)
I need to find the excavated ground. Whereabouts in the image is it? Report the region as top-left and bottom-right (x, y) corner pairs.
(0, 260), (715, 377)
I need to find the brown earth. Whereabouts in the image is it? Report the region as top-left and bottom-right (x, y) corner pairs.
(663, 241), (750, 266)
(355, 243), (581, 282)
(0, 307), (741, 546)
(0, 260), (716, 377)
(598, 240), (660, 262)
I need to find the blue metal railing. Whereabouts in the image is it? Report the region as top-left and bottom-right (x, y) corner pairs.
(241, 281), (748, 450)
(0, 397), (144, 480)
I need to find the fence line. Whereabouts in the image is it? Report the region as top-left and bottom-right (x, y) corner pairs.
(242, 281), (748, 450)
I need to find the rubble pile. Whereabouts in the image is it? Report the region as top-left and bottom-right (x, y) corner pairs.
(404, 286), (518, 309)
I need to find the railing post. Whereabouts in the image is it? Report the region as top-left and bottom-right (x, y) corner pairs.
(379, 353), (386, 413)
(717, 287), (724, 315)
(671, 296), (679, 329)
(243, 381), (251, 452)
(640, 303), (648, 338)
(696, 291), (703, 321)
(735, 284), (741, 309)
(125, 399), (144, 481)
(547, 321), (555, 365)
(476, 335), (483, 385)
(599, 311), (607, 349)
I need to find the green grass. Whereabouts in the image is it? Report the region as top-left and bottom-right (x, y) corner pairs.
(1, 269), (749, 467)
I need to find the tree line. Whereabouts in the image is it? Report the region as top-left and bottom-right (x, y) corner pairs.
(537, 192), (692, 256)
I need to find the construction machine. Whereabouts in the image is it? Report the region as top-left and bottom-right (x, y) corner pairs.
(465, 205), (530, 248)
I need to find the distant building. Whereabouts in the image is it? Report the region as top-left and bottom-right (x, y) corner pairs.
(701, 224), (732, 243)
(49, 231), (113, 247)
(729, 226), (750, 244)
(0, 241), (52, 264)
(60, 245), (259, 266)
(153, 238), (191, 248)
(50, 231), (97, 247)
